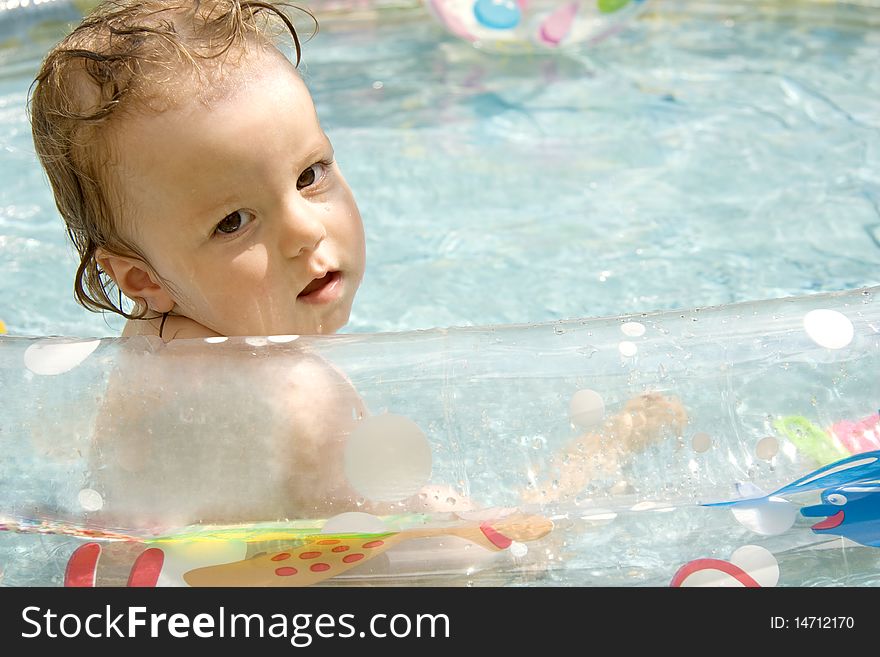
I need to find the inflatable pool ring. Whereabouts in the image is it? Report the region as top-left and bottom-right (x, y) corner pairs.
(426, 0), (649, 51)
(3, 285), (880, 587)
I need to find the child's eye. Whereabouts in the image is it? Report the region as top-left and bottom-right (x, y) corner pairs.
(214, 209), (254, 236)
(297, 161), (330, 190)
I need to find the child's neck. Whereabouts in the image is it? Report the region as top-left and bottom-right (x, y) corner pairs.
(122, 313), (222, 342)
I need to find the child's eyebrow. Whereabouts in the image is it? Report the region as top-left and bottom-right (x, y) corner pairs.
(193, 193), (242, 225)
(189, 139), (335, 226)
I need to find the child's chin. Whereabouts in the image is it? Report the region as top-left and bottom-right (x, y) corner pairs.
(293, 315), (348, 337)
(319, 316), (347, 335)
(322, 304), (354, 334)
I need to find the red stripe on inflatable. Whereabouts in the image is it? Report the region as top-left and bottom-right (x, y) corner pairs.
(64, 543), (101, 587)
(127, 548), (164, 587)
(670, 558), (761, 587)
(479, 522), (513, 549)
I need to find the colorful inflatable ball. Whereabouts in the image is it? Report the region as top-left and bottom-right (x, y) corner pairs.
(426, 0), (649, 51)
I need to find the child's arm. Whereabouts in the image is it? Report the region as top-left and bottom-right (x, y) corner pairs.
(90, 342), (370, 526)
(267, 352), (370, 516)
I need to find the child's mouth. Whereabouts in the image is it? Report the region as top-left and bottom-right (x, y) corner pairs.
(297, 271), (342, 304)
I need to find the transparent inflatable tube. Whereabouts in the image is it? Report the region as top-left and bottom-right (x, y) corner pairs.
(1, 285), (880, 586)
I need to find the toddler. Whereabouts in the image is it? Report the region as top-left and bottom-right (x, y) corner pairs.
(30, 0), (371, 523)
(30, 0), (686, 526)
(31, 0), (363, 341)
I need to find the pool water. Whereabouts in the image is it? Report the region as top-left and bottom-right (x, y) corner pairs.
(1, 1), (880, 589)
(0, 0), (878, 336)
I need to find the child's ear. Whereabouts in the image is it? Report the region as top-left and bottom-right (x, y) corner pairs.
(96, 249), (174, 314)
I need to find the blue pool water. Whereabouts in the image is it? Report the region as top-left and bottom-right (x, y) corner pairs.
(0, 0), (878, 337)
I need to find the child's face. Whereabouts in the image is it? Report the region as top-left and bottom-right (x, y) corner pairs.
(108, 48), (365, 336)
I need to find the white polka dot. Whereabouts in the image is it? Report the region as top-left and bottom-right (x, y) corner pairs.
(756, 436), (779, 461)
(803, 309), (854, 349)
(77, 488), (103, 512)
(344, 414), (433, 502)
(244, 337), (268, 347)
(620, 321), (646, 338)
(267, 335), (299, 343)
(692, 432), (712, 453)
(24, 339), (100, 375)
(731, 498), (797, 535)
(569, 389), (605, 428)
(204, 336), (228, 344)
(618, 341), (638, 357)
(321, 512), (389, 535)
(509, 542), (528, 558)
(729, 545), (779, 588)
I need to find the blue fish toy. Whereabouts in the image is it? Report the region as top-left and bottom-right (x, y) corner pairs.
(707, 450), (880, 547)
(800, 481), (880, 547)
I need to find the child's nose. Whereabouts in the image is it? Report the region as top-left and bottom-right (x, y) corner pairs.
(278, 201), (327, 258)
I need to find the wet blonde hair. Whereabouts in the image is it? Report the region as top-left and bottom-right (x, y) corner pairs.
(29, 0), (315, 319)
